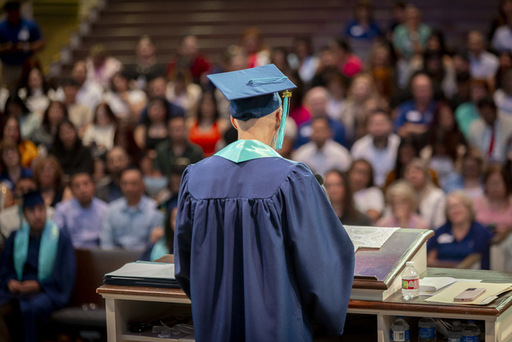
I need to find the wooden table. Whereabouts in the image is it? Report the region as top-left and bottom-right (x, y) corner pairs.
(98, 268), (512, 342)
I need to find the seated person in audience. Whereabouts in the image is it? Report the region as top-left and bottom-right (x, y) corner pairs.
(351, 109), (400, 187)
(348, 159), (384, 223)
(493, 68), (512, 115)
(293, 117), (352, 176)
(444, 148), (485, 199)
(188, 90), (228, 157)
(140, 206), (177, 261)
(85, 44), (122, 90)
(236, 27), (271, 68)
(96, 146), (131, 203)
(325, 169), (371, 226)
(53, 172), (108, 249)
(0, 142), (32, 191)
(33, 156), (71, 208)
(0, 190), (75, 342)
(294, 86), (346, 149)
(325, 72), (347, 122)
(344, 0), (382, 42)
(100, 167), (164, 250)
(0, 178), (54, 244)
(49, 119), (94, 176)
(17, 66), (50, 116)
(138, 77), (185, 123)
(4, 94), (40, 141)
(135, 97), (170, 151)
(427, 191), (493, 270)
(468, 97), (512, 163)
(31, 101), (68, 150)
(404, 158), (446, 229)
(311, 46), (340, 89)
(455, 78), (489, 139)
(103, 71), (147, 121)
(154, 116), (203, 176)
(166, 68), (202, 118)
(0, 116), (37, 168)
(82, 102), (118, 157)
(125, 35), (166, 90)
(376, 180), (429, 229)
(167, 35), (211, 85)
(288, 36), (320, 86)
(394, 72), (436, 145)
(392, 5), (431, 61)
(492, 6), (512, 54)
(329, 37), (363, 78)
(467, 31), (499, 88)
(61, 78), (94, 136)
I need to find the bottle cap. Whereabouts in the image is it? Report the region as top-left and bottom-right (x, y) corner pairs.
(406, 261), (414, 266)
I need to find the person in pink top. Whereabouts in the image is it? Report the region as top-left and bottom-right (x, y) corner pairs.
(376, 180), (429, 229)
(329, 38), (363, 78)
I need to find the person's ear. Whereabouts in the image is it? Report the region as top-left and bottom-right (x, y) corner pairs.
(230, 116), (238, 130)
(276, 108), (282, 130)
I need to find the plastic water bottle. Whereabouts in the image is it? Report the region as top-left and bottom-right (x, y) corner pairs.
(402, 261), (419, 300)
(391, 316), (410, 342)
(448, 320), (463, 342)
(418, 317), (436, 341)
(462, 320), (480, 342)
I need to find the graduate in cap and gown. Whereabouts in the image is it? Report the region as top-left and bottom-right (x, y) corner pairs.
(174, 64), (355, 342)
(0, 191), (76, 342)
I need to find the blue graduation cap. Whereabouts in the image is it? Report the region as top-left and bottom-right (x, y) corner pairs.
(207, 64), (296, 150)
(22, 190), (44, 209)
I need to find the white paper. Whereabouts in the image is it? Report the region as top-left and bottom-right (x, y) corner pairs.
(106, 262), (175, 279)
(420, 279), (483, 296)
(345, 226), (399, 249)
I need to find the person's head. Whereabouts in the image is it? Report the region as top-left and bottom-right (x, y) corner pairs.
(348, 73), (376, 103)
(89, 44), (108, 69)
(310, 117), (332, 148)
(501, 69), (512, 95)
(349, 159), (375, 192)
(15, 177), (36, 197)
(319, 46), (337, 68)
(4, 1), (21, 25)
(469, 79), (489, 103)
(477, 97), (498, 126)
(197, 90), (219, 123)
(106, 146), (131, 177)
(228, 52), (249, 71)
(305, 87), (329, 117)
(136, 35), (156, 60)
(445, 191), (475, 225)
(56, 119), (79, 150)
(71, 60), (87, 85)
(294, 36), (314, 60)
(423, 51), (445, 79)
(120, 167), (145, 203)
(0, 142), (20, 170)
(404, 4), (421, 29)
(354, 0), (373, 22)
(386, 180), (417, 218)
(397, 137), (419, 170)
(168, 116), (188, 144)
(325, 169), (348, 204)
(404, 158), (431, 190)
(410, 72), (433, 104)
(326, 73), (347, 100)
(70, 172), (95, 207)
(22, 191), (46, 231)
(0, 116), (21, 145)
(43, 101), (68, 129)
(148, 77), (168, 98)
(271, 47), (290, 72)
(34, 156), (63, 189)
(426, 30), (447, 55)
(5, 94), (29, 118)
(179, 35), (199, 57)
(461, 148), (485, 179)
(147, 97), (169, 124)
(93, 103), (117, 127)
(483, 164), (512, 201)
(61, 78), (80, 104)
(240, 27), (264, 55)
(329, 37), (351, 62)
(467, 31), (486, 56)
(369, 43), (391, 68)
(27, 67), (44, 90)
(367, 109), (393, 139)
(433, 101), (456, 131)
(453, 50), (471, 74)
(111, 71), (130, 93)
(392, 1), (406, 23)
(499, 50), (512, 70)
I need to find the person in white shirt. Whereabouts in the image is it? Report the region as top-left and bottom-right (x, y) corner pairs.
(348, 159), (384, 223)
(103, 71), (147, 121)
(493, 68), (512, 115)
(351, 109), (400, 187)
(492, 13), (512, 54)
(467, 31), (499, 86)
(292, 117), (352, 176)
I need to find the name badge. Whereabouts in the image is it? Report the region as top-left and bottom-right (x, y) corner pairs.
(437, 233), (454, 244)
(18, 27), (29, 41)
(301, 125), (313, 138)
(350, 25), (364, 37)
(406, 110), (422, 122)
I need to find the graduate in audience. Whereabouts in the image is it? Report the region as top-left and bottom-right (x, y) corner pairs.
(0, 190), (75, 342)
(175, 65), (355, 342)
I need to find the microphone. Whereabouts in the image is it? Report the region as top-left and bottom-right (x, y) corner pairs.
(314, 174), (330, 203)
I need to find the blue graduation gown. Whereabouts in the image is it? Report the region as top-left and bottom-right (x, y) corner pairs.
(0, 229), (76, 342)
(175, 155), (355, 342)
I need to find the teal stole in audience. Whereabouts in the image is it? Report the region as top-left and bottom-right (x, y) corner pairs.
(215, 139), (283, 163)
(150, 237), (170, 261)
(13, 220), (59, 281)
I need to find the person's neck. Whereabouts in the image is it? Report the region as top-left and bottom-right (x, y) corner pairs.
(199, 118), (215, 127)
(472, 50), (483, 59)
(237, 131), (274, 147)
(415, 100), (430, 112)
(452, 220), (471, 232)
(139, 56), (156, 66)
(396, 214), (412, 228)
(487, 196), (508, 208)
(126, 196), (142, 207)
(7, 165), (21, 176)
(315, 140), (327, 150)
(372, 135), (389, 149)
(30, 228), (43, 238)
(79, 198), (93, 208)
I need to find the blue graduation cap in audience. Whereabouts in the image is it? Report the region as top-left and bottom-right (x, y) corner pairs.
(207, 64), (296, 149)
(22, 190), (44, 208)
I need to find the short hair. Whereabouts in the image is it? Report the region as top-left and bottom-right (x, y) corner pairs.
(386, 180), (418, 211)
(445, 191), (476, 222)
(477, 96), (497, 110)
(120, 166), (143, 180)
(367, 108), (392, 122)
(61, 78), (80, 88)
(483, 163), (512, 195)
(70, 172), (93, 185)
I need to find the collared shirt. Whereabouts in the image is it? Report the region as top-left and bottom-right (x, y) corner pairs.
(394, 100), (436, 131)
(292, 139), (352, 176)
(100, 196), (163, 250)
(492, 25), (512, 53)
(468, 51), (499, 80)
(482, 120), (503, 162)
(53, 197), (108, 248)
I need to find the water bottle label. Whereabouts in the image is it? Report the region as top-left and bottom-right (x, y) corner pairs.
(402, 278), (419, 290)
(462, 336), (479, 342)
(448, 338), (461, 342)
(392, 329), (409, 341)
(419, 327), (436, 338)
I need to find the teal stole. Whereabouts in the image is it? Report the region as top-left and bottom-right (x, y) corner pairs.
(13, 220), (59, 282)
(215, 139), (283, 163)
(150, 237), (170, 261)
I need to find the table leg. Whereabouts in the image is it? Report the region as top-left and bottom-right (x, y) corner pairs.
(377, 314), (393, 342)
(105, 298), (123, 342)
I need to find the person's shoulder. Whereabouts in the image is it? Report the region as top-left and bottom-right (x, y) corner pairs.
(471, 221), (493, 239)
(325, 139), (350, 154)
(351, 134), (372, 152)
(92, 197), (109, 210)
(140, 196), (158, 210)
(54, 199), (72, 212)
(154, 139), (170, 154)
(107, 197), (126, 211)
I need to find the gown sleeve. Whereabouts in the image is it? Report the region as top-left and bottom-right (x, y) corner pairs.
(0, 232), (17, 303)
(281, 163), (355, 336)
(39, 229), (76, 309)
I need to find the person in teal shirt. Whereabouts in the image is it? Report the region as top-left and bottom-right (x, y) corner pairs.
(392, 5), (431, 60)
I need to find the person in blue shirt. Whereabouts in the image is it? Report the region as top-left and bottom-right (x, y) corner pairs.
(0, 190), (75, 342)
(175, 64), (355, 342)
(427, 191), (493, 270)
(0, 1), (44, 89)
(344, 0), (382, 41)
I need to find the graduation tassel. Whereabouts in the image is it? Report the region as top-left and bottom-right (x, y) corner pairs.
(275, 90), (292, 150)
